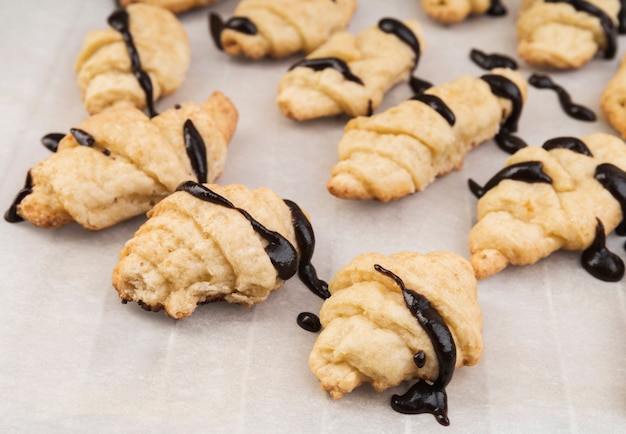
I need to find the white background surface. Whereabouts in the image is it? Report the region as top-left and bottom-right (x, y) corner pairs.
(1, 0), (625, 432)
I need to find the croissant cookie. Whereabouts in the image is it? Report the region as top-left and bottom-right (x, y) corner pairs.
(209, 0), (357, 60)
(601, 52), (626, 138)
(326, 67), (527, 202)
(516, 0), (620, 69)
(276, 18), (425, 121)
(468, 133), (626, 280)
(113, 182), (328, 319)
(309, 251), (483, 425)
(119, 0), (221, 14)
(421, 0), (500, 24)
(75, 4), (190, 115)
(5, 92), (238, 231)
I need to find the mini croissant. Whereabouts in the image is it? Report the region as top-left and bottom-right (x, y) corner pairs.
(309, 251), (482, 424)
(601, 52), (626, 138)
(468, 133), (626, 279)
(6, 92), (237, 231)
(119, 0), (221, 14)
(421, 0), (492, 24)
(75, 4), (190, 115)
(113, 182), (322, 319)
(209, 0), (357, 60)
(516, 0), (619, 69)
(276, 18), (425, 121)
(327, 67), (527, 202)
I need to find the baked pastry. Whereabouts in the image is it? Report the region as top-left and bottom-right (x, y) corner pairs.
(326, 67), (527, 201)
(601, 52), (626, 138)
(516, 0), (619, 69)
(5, 92), (237, 231)
(421, 0), (492, 24)
(75, 4), (190, 115)
(468, 133), (626, 280)
(118, 0), (221, 14)
(276, 18), (425, 121)
(113, 182), (325, 319)
(209, 0), (357, 60)
(309, 251), (483, 425)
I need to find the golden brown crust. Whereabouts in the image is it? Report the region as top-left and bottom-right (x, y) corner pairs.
(421, 0), (491, 24)
(17, 92), (237, 231)
(119, 0), (221, 14)
(309, 251), (483, 399)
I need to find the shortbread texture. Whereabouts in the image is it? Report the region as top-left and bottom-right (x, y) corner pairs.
(17, 92), (237, 230)
(75, 4), (190, 114)
(277, 19), (425, 121)
(516, 0), (620, 69)
(469, 133), (626, 279)
(219, 0), (357, 59)
(309, 251), (483, 399)
(113, 184), (299, 319)
(327, 68), (527, 202)
(119, 0), (221, 14)
(601, 52), (626, 138)
(422, 0), (491, 24)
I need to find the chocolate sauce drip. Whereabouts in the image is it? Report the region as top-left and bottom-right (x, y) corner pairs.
(288, 57), (364, 85)
(70, 128), (95, 147)
(177, 181), (298, 280)
(367, 99), (373, 116)
(542, 136), (592, 156)
(411, 94), (456, 126)
(183, 119), (208, 183)
(378, 18), (421, 69)
(470, 49), (517, 70)
(414, 351), (426, 369)
(409, 76), (433, 94)
(594, 163), (626, 235)
(487, 0), (507, 16)
(374, 264), (455, 426)
(4, 172), (33, 223)
(545, 0), (616, 58)
(41, 133), (65, 153)
(284, 199), (330, 299)
(468, 161), (552, 198)
(494, 132), (528, 154)
(480, 74), (523, 134)
(528, 74), (596, 122)
(619, 0), (626, 33)
(208, 13), (258, 51)
(297, 312), (322, 333)
(581, 218), (625, 281)
(108, 8), (158, 118)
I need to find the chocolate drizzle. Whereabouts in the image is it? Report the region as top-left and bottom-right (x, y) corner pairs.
(374, 264), (455, 426)
(70, 128), (95, 147)
(542, 136), (592, 156)
(528, 74), (596, 122)
(108, 8), (158, 118)
(297, 312), (322, 333)
(468, 161), (553, 198)
(545, 0), (616, 59)
(183, 119), (208, 183)
(378, 18), (421, 69)
(594, 163), (626, 235)
(581, 218), (625, 281)
(487, 0), (507, 16)
(470, 49), (517, 70)
(288, 57), (364, 85)
(209, 13), (258, 51)
(409, 76), (433, 94)
(41, 133), (65, 153)
(4, 172), (33, 223)
(411, 94), (456, 126)
(619, 0), (626, 33)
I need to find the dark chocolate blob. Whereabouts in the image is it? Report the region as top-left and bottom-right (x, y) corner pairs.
(595, 163), (626, 235)
(284, 199), (330, 299)
(70, 128), (95, 147)
(374, 264), (456, 426)
(414, 351), (426, 369)
(183, 119), (209, 183)
(470, 49), (518, 70)
(494, 132), (528, 155)
(542, 136), (593, 156)
(409, 76), (433, 95)
(528, 74), (596, 122)
(545, 0), (616, 59)
(468, 161), (553, 198)
(297, 312), (322, 333)
(108, 8), (158, 117)
(581, 218), (625, 282)
(41, 133), (65, 153)
(209, 14), (258, 51)
(4, 172), (33, 223)
(176, 181), (298, 280)
(487, 0), (507, 16)
(411, 94), (456, 126)
(378, 18), (421, 69)
(288, 57), (364, 85)
(208, 13), (225, 50)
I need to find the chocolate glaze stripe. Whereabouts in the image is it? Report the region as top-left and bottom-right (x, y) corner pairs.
(542, 136), (593, 156)
(529, 74), (596, 122)
(468, 161), (553, 198)
(619, 0), (626, 33)
(4, 172), (33, 223)
(409, 76), (433, 95)
(410, 94), (456, 126)
(487, 0), (507, 16)
(470, 48), (517, 70)
(183, 119), (209, 184)
(108, 8), (158, 118)
(288, 57), (364, 85)
(581, 218), (625, 281)
(378, 18), (421, 69)
(70, 128), (96, 147)
(374, 264), (456, 426)
(595, 163), (626, 235)
(297, 312), (322, 333)
(209, 13), (258, 51)
(480, 74), (523, 134)
(41, 133), (65, 153)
